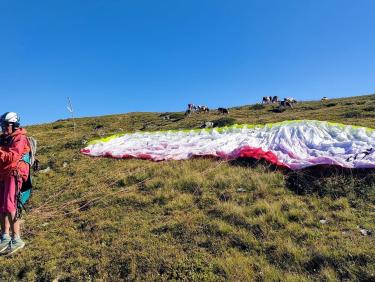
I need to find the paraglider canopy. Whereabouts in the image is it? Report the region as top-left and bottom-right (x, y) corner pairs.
(81, 120), (375, 170)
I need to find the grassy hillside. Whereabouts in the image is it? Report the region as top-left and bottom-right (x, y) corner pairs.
(1, 95), (374, 281)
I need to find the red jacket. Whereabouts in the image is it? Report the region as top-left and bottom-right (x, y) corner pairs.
(0, 128), (30, 180)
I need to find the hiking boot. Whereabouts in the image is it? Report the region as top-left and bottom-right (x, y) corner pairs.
(7, 237), (25, 255)
(0, 234), (11, 254)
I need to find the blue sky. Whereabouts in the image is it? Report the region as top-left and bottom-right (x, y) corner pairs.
(1, 0), (374, 125)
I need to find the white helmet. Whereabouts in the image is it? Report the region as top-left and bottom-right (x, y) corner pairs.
(0, 112), (20, 128)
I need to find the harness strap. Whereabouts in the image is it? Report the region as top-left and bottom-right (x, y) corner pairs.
(14, 172), (26, 220)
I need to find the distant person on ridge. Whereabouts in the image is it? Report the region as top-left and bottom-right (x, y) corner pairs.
(0, 112), (30, 254)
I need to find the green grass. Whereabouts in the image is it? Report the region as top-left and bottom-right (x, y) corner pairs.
(1, 94), (374, 281)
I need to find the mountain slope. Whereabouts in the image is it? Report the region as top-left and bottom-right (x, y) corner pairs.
(1, 95), (374, 281)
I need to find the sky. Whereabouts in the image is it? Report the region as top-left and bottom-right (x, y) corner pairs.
(1, 0), (375, 125)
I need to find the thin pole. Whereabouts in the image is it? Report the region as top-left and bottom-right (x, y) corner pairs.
(67, 97), (76, 136)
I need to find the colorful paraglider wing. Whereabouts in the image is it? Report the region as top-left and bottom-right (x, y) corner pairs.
(81, 120), (375, 170)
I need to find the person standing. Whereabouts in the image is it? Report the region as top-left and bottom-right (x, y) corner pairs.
(0, 112), (30, 254)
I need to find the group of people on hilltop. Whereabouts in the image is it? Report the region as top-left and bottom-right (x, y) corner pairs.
(262, 96), (298, 108)
(186, 104), (230, 116)
(0, 112), (31, 255)
(185, 104), (210, 116)
(187, 104), (210, 113)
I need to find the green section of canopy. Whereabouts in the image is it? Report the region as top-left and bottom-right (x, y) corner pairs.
(87, 120), (375, 146)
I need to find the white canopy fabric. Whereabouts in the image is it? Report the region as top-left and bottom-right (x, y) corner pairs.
(81, 120), (375, 170)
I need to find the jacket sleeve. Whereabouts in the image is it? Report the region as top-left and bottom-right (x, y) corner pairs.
(0, 135), (27, 165)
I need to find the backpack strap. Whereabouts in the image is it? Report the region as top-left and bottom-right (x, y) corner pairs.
(21, 152), (32, 165)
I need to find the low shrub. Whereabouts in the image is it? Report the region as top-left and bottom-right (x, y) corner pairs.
(325, 103), (337, 107)
(343, 111), (362, 118)
(213, 117), (237, 127)
(250, 104), (265, 110)
(169, 113), (186, 120)
(363, 106), (375, 112)
(52, 124), (65, 129)
(272, 108), (286, 113)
